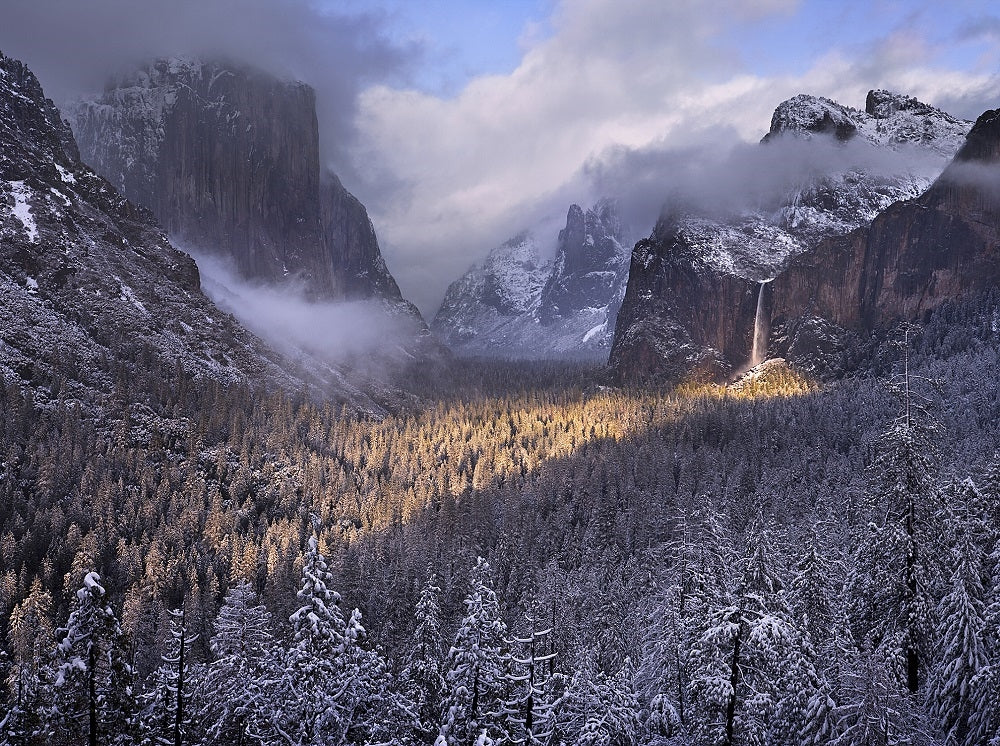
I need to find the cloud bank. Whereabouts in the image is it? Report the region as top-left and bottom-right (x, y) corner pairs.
(190, 250), (424, 377)
(350, 0), (1000, 314)
(0, 0), (413, 169)
(2, 0), (998, 318)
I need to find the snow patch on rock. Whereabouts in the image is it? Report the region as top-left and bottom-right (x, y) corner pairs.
(9, 181), (37, 242)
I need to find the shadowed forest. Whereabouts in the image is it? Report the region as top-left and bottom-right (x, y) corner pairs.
(3, 291), (1000, 746)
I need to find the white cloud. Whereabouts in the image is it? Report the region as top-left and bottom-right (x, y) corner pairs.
(348, 0), (998, 317)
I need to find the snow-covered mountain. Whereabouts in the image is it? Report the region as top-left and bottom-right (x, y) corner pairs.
(677, 90), (972, 283)
(433, 199), (631, 358)
(610, 90), (974, 380)
(0, 51), (416, 416)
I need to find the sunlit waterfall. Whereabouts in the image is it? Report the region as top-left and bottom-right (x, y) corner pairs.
(750, 280), (770, 367)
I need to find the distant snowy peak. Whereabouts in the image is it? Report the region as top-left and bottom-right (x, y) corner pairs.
(764, 89), (970, 156)
(539, 198), (631, 324)
(764, 94), (858, 142)
(432, 199), (631, 358)
(474, 232), (549, 317)
(676, 89), (975, 280)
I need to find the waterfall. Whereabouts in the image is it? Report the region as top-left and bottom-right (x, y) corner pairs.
(750, 281), (769, 367)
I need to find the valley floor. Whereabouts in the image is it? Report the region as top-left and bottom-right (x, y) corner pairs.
(3, 293), (1000, 745)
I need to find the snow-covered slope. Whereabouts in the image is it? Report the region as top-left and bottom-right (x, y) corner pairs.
(690, 89), (973, 281)
(432, 199), (631, 358)
(0, 51), (405, 416)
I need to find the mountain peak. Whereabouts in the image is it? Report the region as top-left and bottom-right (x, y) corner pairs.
(763, 94), (857, 142)
(953, 108), (1000, 163)
(865, 89), (933, 119)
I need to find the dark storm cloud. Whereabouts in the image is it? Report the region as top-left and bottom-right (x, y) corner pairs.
(0, 0), (416, 169)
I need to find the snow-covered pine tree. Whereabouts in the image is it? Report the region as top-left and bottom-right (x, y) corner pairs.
(140, 604), (196, 746)
(930, 539), (989, 746)
(501, 618), (556, 745)
(687, 519), (822, 746)
(546, 663), (640, 746)
(399, 571), (447, 742)
(963, 475), (1000, 746)
(635, 507), (733, 737)
(199, 580), (278, 745)
(270, 534), (349, 744)
(632, 581), (684, 741)
(833, 643), (932, 746)
(850, 325), (940, 694)
(438, 557), (509, 746)
(268, 532), (389, 746)
(791, 528), (842, 653)
(43, 571), (137, 746)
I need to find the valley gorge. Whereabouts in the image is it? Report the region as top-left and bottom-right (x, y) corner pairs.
(2, 35), (1000, 746)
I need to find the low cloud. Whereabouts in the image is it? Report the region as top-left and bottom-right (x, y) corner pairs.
(350, 0), (999, 316)
(940, 159), (1000, 198)
(0, 0), (414, 169)
(190, 250), (423, 378)
(584, 128), (955, 233)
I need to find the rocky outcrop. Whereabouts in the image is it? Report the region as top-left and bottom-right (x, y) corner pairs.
(610, 90), (973, 381)
(768, 109), (1000, 368)
(538, 198), (630, 325)
(432, 200), (630, 358)
(0, 50), (393, 413)
(762, 94), (858, 143)
(68, 58), (406, 304)
(609, 217), (759, 380)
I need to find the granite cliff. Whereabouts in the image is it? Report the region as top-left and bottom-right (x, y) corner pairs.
(768, 109), (1000, 370)
(69, 58), (410, 305)
(610, 90), (975, 380)
(432, 199), (630, 358)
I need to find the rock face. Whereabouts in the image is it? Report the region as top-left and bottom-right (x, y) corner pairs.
(610, 90), (973, 380)
(68, 58), (405, 303)
(538, 199), (631, 325)
(0, 50), (390, 413)
(432, 199), (631, 358)
(768, 109), (1000, 369)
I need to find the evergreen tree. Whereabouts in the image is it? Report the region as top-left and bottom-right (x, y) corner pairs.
(140, 604), (196, 746)
(930, 541), (989, 746)
(269, 533), (388, 745)
(43, 571), (137, 746)
(270, 535), (351, 744)
(546, 664), (639, 746)
(199, 580), (278, 745)
(687, 521), (821, 746)
(399, 572), (447, 741)
(851, 332), (939, 694)
(3, 579), (54, 744)
(501, 620), (556, 745)
(439, 557), (509, 746)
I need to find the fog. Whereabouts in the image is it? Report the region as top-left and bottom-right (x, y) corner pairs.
(583, 127), (957, 236)
(190, 250), (424, 376)
(941, 159), (1000, 198)
(0, 0), (413, 173)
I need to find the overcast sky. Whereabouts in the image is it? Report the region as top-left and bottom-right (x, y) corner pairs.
(2, 0), (999, 315)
